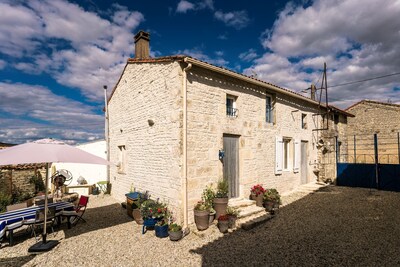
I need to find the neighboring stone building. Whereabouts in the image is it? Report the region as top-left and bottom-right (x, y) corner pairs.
(107, 31), (351, 226)
(345, 100), (400, 164)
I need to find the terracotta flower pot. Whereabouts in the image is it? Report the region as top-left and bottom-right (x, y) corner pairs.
(168, 230), (183, 241)
(132, 209), (144, 225)
(209, 210), (216, 225)
(255, 194), (263, 207)
(264, 200), (274, 212)
(228, 215), (237, 229)
(218, 220), (229, 233)
(213, 197), (228, 219)
(194, 210), (210, 231)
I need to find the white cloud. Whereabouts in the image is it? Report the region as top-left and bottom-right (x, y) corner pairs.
(176, 0), (195, 13)
(176, 0), (214, 13)
(245, 0), (400, 108)
(0, 59), (6, 69)
(214, 10), (250, 29)
(0, 0), (145, 101)
(0, 82), (104, 144)
(239, 49), (258, 62)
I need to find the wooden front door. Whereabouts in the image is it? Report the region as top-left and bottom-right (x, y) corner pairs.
(301, 141), (308, 184)
(223, 135), (239, 198)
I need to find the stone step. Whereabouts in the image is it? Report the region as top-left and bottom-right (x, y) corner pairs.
(228, 198), (255, 208)
(237, 204), (265, 219)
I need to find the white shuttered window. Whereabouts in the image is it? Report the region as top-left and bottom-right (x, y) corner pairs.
(275, 136), (283, 174)
(293, 139), (300, 173)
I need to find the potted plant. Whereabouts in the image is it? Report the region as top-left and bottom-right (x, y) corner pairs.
(263, 188), (281, 213)
(155, 218), (169, 238)
(213, 179), (229, 219)
(250, 184), (265, 207)
(226, 206), (240, 229)
(131, 191), (149, 225)
(217, 214), (229, 233)
(140, 199), (158, 232)
(202, 185), (216, 225)
(194, 201), (210, 231)
(168, 223), (183, 241)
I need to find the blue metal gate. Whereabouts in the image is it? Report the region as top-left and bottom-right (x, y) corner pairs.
(336, 133), (400, 192)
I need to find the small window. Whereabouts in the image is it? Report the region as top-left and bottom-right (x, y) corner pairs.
(301, 113), (307, 129)
(334, 114), (339, 124)
(226, 95), (238, 117)
(118, 145), (126, 173)
(266, 95), (273, 123)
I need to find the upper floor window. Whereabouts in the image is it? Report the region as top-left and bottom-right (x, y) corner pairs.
(118, 145), (126, 174)
(266, 95), (273, 123)
(301, 113), (307, 129)
(226, 95), (238, 117)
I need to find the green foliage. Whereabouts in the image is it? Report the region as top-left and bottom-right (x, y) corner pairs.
(155, 218), (168, 226)
(226, 206), (240, 217)
(140, 199), (168, 219)
(215, 179), (229, 198)
(0, 192), (12, 213)
(168, 223), (182, 232)
(202, 185), (215, 210)
(263, 188), (282, 204)
(131, 191), (149, 209)
(194, 201), (209, 211)
(29, 175), (45, 194)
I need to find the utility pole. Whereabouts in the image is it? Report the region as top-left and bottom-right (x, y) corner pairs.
(104, 85), (110, 184)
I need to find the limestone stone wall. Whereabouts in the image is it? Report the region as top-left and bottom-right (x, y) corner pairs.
(346, 101), (400, 164)
(185, 66), (321, 219)
(0, 168), (46, 196)
(108, 61), (183, 220)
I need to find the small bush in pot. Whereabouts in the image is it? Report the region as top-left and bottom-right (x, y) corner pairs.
(250, 184), (265, 207)
(168, 223), (183, 241)
(213, 179), (229, 219)
(202, 185), (216, 225)
(226, 206), (240, 229)
(263, 188), (282, 213)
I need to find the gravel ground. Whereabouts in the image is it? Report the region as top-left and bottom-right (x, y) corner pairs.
(1, 185), (400, 266)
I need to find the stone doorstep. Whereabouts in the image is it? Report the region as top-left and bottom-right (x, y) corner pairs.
(228, 198), (256, 208)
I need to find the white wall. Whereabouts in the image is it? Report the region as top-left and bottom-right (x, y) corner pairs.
(52, 140), (107, 186)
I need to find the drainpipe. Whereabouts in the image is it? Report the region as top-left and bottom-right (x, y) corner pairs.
(182, 58), (192, 231)
(104, 85), (110, 184)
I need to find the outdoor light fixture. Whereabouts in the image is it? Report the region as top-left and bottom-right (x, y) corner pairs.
(219, 150), (225, 160)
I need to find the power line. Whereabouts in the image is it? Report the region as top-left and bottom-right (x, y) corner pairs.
(297, 71), (400, 92)
(330, 71), (400, 88)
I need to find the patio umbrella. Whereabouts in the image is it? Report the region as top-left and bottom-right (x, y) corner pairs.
(0, 138), (110, 253)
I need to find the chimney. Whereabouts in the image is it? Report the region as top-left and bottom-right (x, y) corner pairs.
(310, 83), (316, 100)
(134, 31), (150, 59)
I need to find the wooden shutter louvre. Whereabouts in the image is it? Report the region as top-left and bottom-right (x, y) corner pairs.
(275, 136), (283, 174)
(294, 139), (300, 173)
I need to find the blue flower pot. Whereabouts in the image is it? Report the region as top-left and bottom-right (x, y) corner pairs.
(155, 224), (169, 238)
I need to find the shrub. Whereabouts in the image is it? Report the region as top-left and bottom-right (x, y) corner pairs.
(0, 192), (12, 213)
(215, 179), (229, 198)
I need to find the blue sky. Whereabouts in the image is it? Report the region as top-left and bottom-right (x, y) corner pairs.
(1, 0), (399, 144)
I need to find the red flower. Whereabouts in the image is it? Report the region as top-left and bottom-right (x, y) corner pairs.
(157, 208), (161, 213)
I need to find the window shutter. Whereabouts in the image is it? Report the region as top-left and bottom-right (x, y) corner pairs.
(294, 139), (300, 173)
(275, 136), (283, 174)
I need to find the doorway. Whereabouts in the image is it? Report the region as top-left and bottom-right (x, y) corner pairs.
(223, 135), (239, 198)
(301, 141), (308, 184)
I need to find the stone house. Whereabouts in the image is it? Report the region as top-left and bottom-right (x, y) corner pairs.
(107, 31), (351, 226)
(344, 100), (400, 164)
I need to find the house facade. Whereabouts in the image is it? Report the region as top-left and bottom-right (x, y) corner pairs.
(108, 31), (350, 226)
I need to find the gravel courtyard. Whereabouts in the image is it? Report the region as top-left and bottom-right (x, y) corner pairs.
(1, 185), (400, 266)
